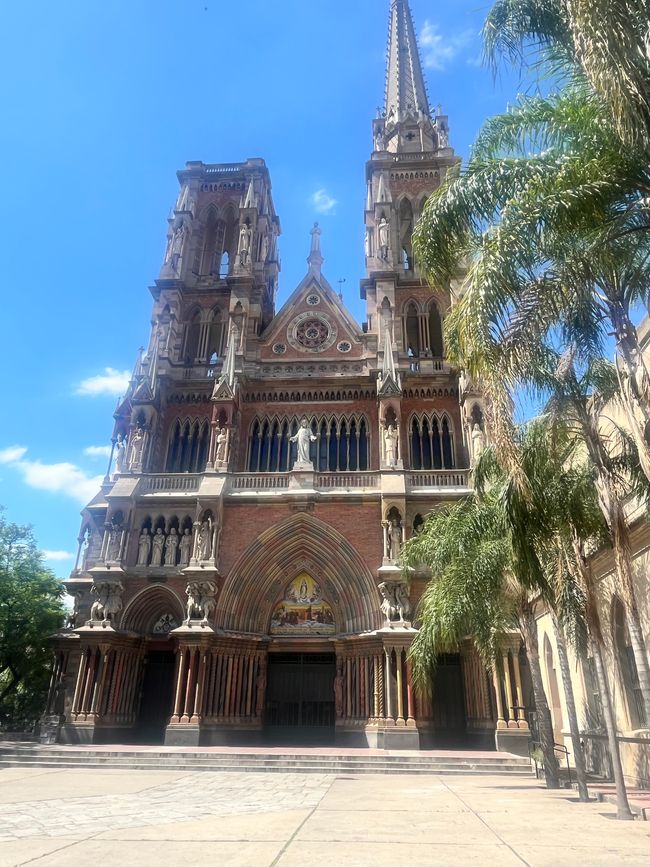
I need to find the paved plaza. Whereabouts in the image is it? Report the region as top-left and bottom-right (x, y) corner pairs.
(0, 768), (649, 866)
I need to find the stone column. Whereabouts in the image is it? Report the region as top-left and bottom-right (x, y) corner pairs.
(384, 648), (394, 725)
(492, 667), (508, 730)
(501, 650), (516, 727)
(395, 649), (405, 726)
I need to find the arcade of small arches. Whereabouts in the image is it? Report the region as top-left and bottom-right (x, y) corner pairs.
(402, 297), (444, 360)
(165, 417), (211, 473)
(409, 412), (456, 470)
(182, 305), (227, 366)
(248, 414), (370, 473)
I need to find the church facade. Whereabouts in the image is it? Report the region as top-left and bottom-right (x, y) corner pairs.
(44, 0), (528, 751)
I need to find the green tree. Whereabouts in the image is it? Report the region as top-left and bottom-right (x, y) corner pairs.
(0, 509), (66, 730)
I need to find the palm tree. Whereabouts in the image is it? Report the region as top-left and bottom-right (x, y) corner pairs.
(401, 480), (561, 790)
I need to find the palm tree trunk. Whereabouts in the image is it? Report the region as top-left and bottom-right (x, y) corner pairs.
(573, 537), (634, 820)
(518, 605), (560, 788)
(591, 638), (635, 820)
(550, 611), (590, 801)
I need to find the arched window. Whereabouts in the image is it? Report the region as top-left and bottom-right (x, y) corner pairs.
(410, 414), (456, 471)
(405, 302), (421, 358)
(183, 309), (202, 364)
(206, 309), (225, 359)
(399, 199), (414, 270)
(441, 416), (454, 468)
(612, 597), (646, 727)
(165, 418), (209, 473)
(411, 418), (422, 470)
(200, 209), (226, 276)
(428, 302), (444, 357)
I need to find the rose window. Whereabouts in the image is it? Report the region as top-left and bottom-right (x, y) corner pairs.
(296, 317), (330, 349)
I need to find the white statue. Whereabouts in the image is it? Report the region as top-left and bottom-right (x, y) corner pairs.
(378, 217), (390, 260)
(388, 518), (402, 562)
(395, 583), (411, 621)
(364, 230), (371, 258)
(114, 434), (127, 474)
(137, 529), (151, 566)
(261, 234), (269, 263)
(215, 427), (228, 463)
(196, 519), (212, 561)
(437, 124), (449, 148)
(290, 418), (318, 465)
(310, 221), (322, 253)
(164, 527), (179, 566)
(384, 423), (399, 467)
(170, 223), (186, 271)
(472, 423), (485, 461)
(106, 526), (122, 562)
(90, 581), (124, 624)
(179, 528), (193, 566)
(185, 579), (218, 624)
(129, 427), (145, 469)
(151, 528), (165, 566)
(238, 223), (252, 266)
(379, 582), (398, 623)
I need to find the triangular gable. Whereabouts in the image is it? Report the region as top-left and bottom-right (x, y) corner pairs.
(258, 268), (364, 362)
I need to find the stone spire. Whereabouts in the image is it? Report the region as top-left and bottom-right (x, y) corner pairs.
(385, 0), (431, 123)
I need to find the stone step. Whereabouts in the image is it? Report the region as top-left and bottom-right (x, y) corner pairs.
(0, 758), (532, 775)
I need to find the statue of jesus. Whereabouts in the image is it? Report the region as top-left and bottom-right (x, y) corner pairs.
(290, 418), (318, 466)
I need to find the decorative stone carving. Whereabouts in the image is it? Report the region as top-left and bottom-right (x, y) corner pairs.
(164, 527), (179, 566)
(383, 423), (399, 467)
(471, 423), (485, 462)
(238, 222), (252, 266)
(379, 581), (410, 625)
(378, 217), (390, 260)
(128, 426), (145, 470)
(215, 427), (228, 464)
(261, 233), (270, 263)
(105, 523), (123, 563)
(388, 518), (402, 562)
(137, 529), (151, 566)
(65, 590), (83, 629)
(179, 528), (193, 567)
(151, 528), (165, 567)
(195, 519), (213, 562)
(185, 579), (218, 624)
(114, 434), (127, 474)
(334, 658), (344, 719)
(90, 581), (124, 624)
(290, 418), (318, 467)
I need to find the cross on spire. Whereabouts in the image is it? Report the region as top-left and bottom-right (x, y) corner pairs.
(384, 0), (431, 123)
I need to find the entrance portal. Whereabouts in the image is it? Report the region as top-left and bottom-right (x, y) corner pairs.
(432, 653), (468, 746)
(136, 650), (175, 743)
(265, 653), (336, 744)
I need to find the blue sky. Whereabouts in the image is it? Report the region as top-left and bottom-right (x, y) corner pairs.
(0, 0), (520, 576)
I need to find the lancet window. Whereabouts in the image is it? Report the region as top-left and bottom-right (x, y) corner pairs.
(401, 299), (445, 359)
(192, 205), (238, 278)
(182, 306), (226, 364)
(410, 413), (455, 470)
(165, 417), (210, 473)
(248, 415), (370, 472)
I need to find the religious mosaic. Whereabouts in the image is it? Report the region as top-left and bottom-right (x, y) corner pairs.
(270, 572), (335, 635)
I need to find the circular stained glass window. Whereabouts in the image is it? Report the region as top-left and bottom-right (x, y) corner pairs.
(306, 294), (321, 306)
(288, 312), (337, 353)
(337, 341), (352, 353)
(272, 342), (287, 355)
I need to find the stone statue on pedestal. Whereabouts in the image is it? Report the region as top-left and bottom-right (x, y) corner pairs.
(387, 518), (402, 562)
(238, 223), (252, 266)
(128, 427), (145, 469)
(137, 528), (151, 566)
(290, 418), (317, 466)
(215, 428), (228, 464)
(114, 434), (127, 474)
(471, 424), (485, 462)
(90, 581), (124, 624)
(378, 217), (390, 261)
(185, 579), (218, 624)
(179, 528), (192, 567)
(164, 527), (179, 566)
(384, 423), (399, 467)
(151, 528), (165, 567)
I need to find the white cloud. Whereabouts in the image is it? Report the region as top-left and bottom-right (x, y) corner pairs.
(75, 367), (130, 397)
(42, 550), (75, 561)
(84, 445), (112, 458)
(0, 445), (27, 463)
(420, 21), (474, 71)
(0, 447), (103, 505)
(311, 189), (338, 215)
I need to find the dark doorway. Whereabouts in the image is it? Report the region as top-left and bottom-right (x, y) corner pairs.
(265, 653), (336, 744)
(136, 650), (175, 743)
(432, 653), (468, 746)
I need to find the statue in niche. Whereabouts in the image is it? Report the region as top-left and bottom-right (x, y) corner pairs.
(290, 418), (318, 466)
(164, 527), (179, 566)
(395, 583), (411, 622)
(185, 579), (218, 624)
(238, 222), (252, 266)
(170, 222), (186, 271)
(436, 123), (449, 148)
(106, 524), (122, 562)
(379, 581), (398, 622)
(90, 581), (124, 623)
(151, 527), (165, 567)
(471, 423), (485, 462)
(196, 517), (213, 561)
(179, 528), (193, 567)
(378, 217), (390, 261)
(387, 517), (402, 562)
(260, 234), (269, 263)
(65, 591), (83, 629)
(137, 528), (151, 566)
(114, 434), (127, 474)
(384, 423), (399, 467)
(334, 658), (344, 718)
(129, 427), (145, 469)
(215, 428), (228, 464)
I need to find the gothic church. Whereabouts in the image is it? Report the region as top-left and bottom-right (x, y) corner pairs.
(46, 0), (527, 752)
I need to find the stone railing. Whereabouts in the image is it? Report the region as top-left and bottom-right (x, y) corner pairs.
(139, 474), (202, 494)
(316, 473), (380, 490)
(230, 473), (291, 491)
(407, 470), (471, 489)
